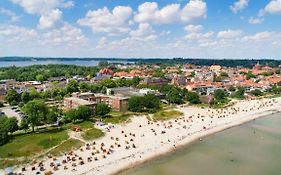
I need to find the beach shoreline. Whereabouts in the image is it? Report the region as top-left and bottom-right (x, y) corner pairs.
(112, 109), (280, 175)
(4, 97), (281, 175)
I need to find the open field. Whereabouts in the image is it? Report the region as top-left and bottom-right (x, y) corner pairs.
(152, 110), (183, 121)
(82, 128), (105, 141)
(0, 127), (68, 158)
(102, 111), (133, 124)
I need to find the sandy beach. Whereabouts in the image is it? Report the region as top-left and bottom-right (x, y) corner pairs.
(7, 97), (281, 175)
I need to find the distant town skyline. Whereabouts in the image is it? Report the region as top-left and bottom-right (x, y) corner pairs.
(0, 0), (281, 59)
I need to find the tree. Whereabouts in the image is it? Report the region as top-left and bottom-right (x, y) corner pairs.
(77, 106), (94, 120)
(246, 71), (256, 80)
(79, 82), (91, 92)
(233, 87), (245, 99)
(0, 117), (9, 145)
(21, 92), (31, 103)
(166, 88), (183, 104)
(36, 74), (45, 82)
(229, 86), (236, 92)
(29, 88), (40, 100)
(65, 108), (78, 123)
(98, 61), (109, 68)
(251, 89), (263, 96)
(128, 96), (144, 112)
(65, 106), (93, 122)
(23, 99), (48, 132)
(100, 79), (116, 88)
(47, 107), (59, 124)
(213, 75), (222, 82)
(153, 69), (165, 78)
(96, 103), (111, 116)
(214, 89), (227, 102)
(131, 76), (141, 86)
(6, 117), (18, 134)
(0, 101), (4, 107)
(143, 94), (160, 112)
(5, 89), (20, 105)
(186, 92), (201, 104)
(20, 119), (29, 133)
(66, 80), (79, 94)
(220, 72), (229, 77)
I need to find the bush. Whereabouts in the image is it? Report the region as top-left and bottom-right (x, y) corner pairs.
(251, 89), (263, 96)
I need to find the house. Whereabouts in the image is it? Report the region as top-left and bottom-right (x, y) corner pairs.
(171, 75), (187, 86)
(209, 65), (222, 72)
(0, 88), (6, 102)
(141, 77), (169, 86)
(99, 68), (114, 75)
(71, 92), (129, 111)
(0, 79), (16, 90)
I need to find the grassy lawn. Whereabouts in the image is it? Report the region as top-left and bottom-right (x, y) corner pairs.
(102, 111), (132, 124)
(67, 120), (95, 130)
(48, 139), (84, 156)
(81, 128), (105, 141)
(0, 127), (68, 158)
(152, 110), (183, 121)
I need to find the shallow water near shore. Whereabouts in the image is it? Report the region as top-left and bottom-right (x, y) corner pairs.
(121, 113), (281, 175)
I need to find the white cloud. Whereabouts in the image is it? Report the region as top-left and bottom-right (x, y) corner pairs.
(0, 25), (37, 42)
(10, 0), (73, 29)
(0, 8), (20, 22)
(241, 32), (273, 42)
(77, 6), (132, 34)
(180, 0), (207, 22)
(134, 0), (207, 25)
(10, 0), (73, 14)
(134, 2), (180, 24)
(130, 23), (156, 40)
(185, 31), (214, 40)
(263, 0), (281, 14)
(248, 17), (264, 24)
(42, 23), (86, 46)
(230, 0), (249, 13)
(38, 9), (62, 29)
(184, 24), (203, 33)
(217, 30), (242, 39)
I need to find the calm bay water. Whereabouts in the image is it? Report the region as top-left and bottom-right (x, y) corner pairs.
(121, 113), (281, 175)
(0, 60), (132, 67)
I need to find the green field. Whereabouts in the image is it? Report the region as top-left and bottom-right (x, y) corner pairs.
(82, 128), (105, 141)
(102, 111), (132, 124)
(0, 127), (68, 158)
(152, 110), (183, 121)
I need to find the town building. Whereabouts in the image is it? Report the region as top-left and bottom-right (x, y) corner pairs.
(63, 97), (97, 113)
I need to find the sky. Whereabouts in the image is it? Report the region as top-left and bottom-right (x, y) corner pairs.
(0, 0), (281, 59)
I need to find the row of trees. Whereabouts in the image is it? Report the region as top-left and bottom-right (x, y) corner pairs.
(5, 76), (142, 106)
(0, 64), (100, 82)
(64, 103), (111, 123)
(158, 85), (201, 105)
(128, 94), (160, 113)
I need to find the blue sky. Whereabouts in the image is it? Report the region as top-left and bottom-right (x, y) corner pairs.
(0, 0), (281, 59)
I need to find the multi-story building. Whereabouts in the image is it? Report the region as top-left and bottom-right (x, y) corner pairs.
(71, 92), (129, 112)
(63, 97), (97, 113)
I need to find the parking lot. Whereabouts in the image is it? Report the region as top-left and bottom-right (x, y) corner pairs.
(0, 106), (24, 121)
